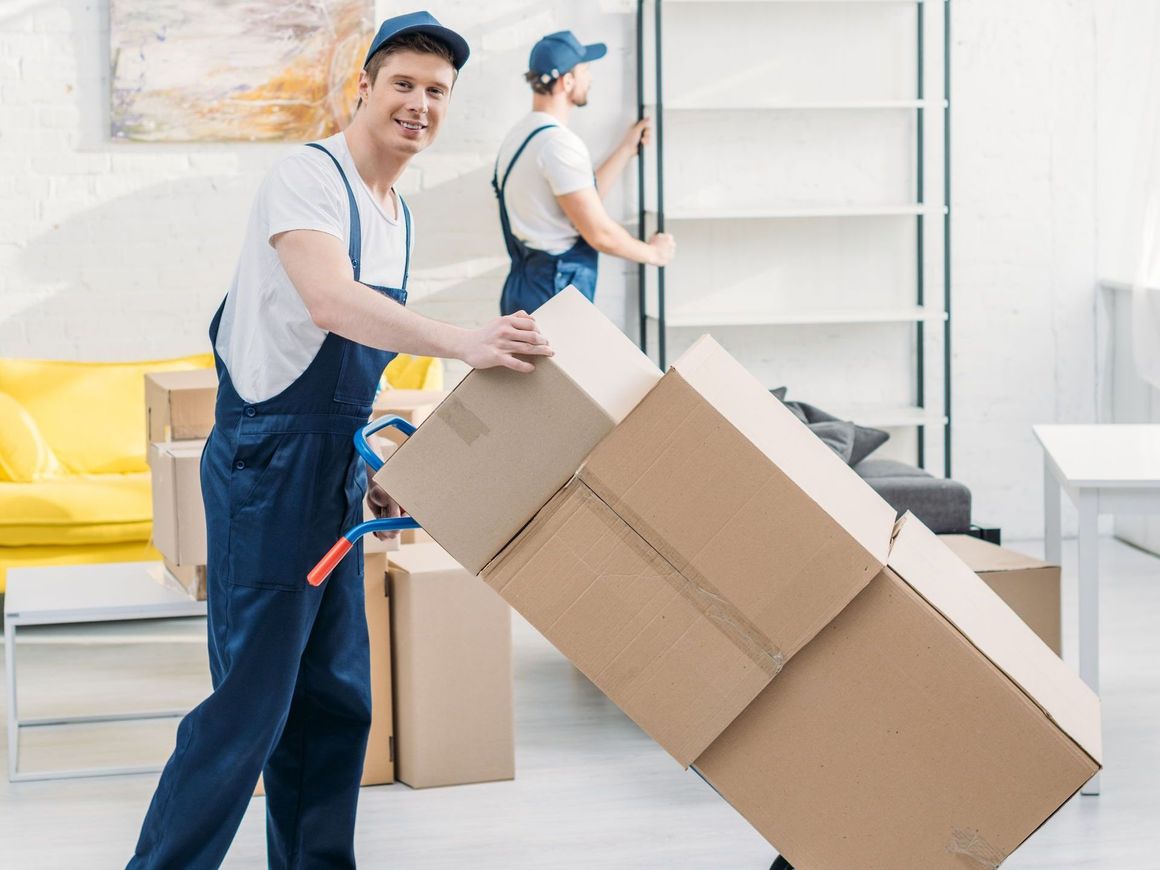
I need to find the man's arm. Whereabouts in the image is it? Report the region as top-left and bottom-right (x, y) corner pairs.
(557, 187), (675, 267)
(594, 118), (650, 200)
(273, 229), (552, 373)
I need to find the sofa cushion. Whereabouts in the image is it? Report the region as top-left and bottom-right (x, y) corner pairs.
(771, 389), (891, 466)
(0, 473), (153, 546)
(0, 354), (213, 475)
(0, 391), (61, 482)
(854, 459), (972, 534)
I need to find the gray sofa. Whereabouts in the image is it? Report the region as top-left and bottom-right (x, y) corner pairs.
(854, 458), (972, 534)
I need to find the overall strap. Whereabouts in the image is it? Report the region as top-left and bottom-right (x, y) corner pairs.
(492, 124), (558, 200)
(398, 194), (412, 290)
(305, 142), (362, 281)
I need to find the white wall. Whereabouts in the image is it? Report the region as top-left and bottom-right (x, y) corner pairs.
(0, 0), (640, 361)
(1, 0), (1145, 541)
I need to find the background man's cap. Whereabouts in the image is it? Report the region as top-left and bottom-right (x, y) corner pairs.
(528, 31), (607, 82)
(365, 11), (470, 70)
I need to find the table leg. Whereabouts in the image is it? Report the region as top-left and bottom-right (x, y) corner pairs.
(5, 622), (17, 782)
(1077, 491), (1101, 796)
(1044, 458), (1062, 565)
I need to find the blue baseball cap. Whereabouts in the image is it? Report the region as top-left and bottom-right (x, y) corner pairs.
(528, 31), (607, 82)
(364, 11), (470, 71)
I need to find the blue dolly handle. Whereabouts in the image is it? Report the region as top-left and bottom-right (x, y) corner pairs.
(308, 416), (420, 586)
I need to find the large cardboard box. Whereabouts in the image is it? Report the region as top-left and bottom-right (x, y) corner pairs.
(389, 543), (514, 788)
(258, 550), (394, 795)
(941, 534), (1062, 655)
(375, 288), (661, 574)
(485, 479), (777, 766)
(148, 440), (207, 567)
(695, 514), (1101, 870)
(144, 369), (216, 444)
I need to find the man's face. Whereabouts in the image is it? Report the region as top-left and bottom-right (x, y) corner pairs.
(566, 62), (592, 107)
(358, 49), (455, 156)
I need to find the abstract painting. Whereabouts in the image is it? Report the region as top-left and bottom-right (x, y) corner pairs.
(111, 0), (373, 142)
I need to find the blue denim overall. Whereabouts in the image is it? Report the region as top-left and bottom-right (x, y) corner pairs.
(129, 143), (409, 870)
(494, 124), (598, 316)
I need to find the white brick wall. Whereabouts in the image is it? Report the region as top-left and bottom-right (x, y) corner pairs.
(0, 0), (1141, 540)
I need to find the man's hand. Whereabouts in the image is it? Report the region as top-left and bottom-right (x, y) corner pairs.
(648, 232), (676, 267)
(366, 468), (404, 540)
(459, 312), (553, 374)
(621, 117), (651, 154)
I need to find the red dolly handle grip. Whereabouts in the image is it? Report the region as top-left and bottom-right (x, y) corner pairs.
(308, 537), (354, 587)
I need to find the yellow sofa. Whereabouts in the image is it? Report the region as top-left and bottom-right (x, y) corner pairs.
(0, 353), (214, 593)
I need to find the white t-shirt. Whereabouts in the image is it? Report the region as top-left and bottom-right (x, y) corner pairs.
(494, 112), (595, 255)
(214, 132), (413, 404)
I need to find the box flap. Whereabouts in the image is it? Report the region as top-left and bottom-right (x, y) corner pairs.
(939, 533), (1054, 574)
(889, 513), (1101, 763)
(532, 287), (662, 424)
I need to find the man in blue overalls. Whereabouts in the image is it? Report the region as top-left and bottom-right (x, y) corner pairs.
(127, 12), (552, 869)
(494, 30), (677, 316)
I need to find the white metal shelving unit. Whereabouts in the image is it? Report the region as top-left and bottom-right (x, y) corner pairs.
(636, 0), (952, 473)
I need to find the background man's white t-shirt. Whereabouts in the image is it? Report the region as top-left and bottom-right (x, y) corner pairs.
(494, 111), (595, 255)
(214, 132), (413, 404)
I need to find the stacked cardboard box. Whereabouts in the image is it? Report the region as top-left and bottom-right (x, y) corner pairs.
(145, 371), (216, 599)
(374, 288), (1100, 868)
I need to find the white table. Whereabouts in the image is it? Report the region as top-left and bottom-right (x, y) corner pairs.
(4, 561), (206, 782)
(1033, 424), (1160, 795)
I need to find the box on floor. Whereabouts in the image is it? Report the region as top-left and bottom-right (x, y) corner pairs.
(940, 533), (1062, 655)
(389, 542), (513, 789)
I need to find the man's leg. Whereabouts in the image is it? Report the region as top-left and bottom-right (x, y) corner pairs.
(264, 553), (372, 870)
(127, 581), (319, 870)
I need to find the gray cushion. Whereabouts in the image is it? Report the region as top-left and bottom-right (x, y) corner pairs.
(854, 459), (972, 534)
(772, 391), (891, 466)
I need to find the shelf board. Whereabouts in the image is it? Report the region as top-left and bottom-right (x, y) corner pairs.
(826, 405), (947, 429)
(644, 99), (939, 111)
(647, 204), (945, 221)
(649, 306), (947, 328)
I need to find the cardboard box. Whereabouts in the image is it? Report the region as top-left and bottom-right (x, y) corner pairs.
(695, 514), (1101, 870)
(144, 369), (217, 444)
(579, 336), (896, 681)
(389, 543), (514, 788)
(258, 550), (394, 795)
(148, 440), (207, 567)
(485, 479), (776, 766)
(164, 558), (206, 601)
(362, 550), (395, 786)
(940, 534), (1062, 655)
(375, 287), (661, 574)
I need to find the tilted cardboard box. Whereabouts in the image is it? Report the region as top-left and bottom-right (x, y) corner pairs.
(144, 369), (217, 445)
(148, 440), (207, 567)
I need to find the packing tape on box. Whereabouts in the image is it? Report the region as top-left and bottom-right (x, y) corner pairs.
(440, 396), (489, 446)
(583, 485), (786, 678)
(946, 828), (1003, 869)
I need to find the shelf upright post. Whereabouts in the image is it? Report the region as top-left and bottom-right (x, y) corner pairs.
(943, 0), (953, 479)
(916, 0), (927, 469)
(637, 0), (648, 353)
(655, 0), (667, 370)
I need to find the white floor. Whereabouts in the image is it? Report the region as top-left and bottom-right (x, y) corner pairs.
(1, 535), (1157, 869)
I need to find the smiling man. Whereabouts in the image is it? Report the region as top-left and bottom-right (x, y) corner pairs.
(126, 12), (552, 870)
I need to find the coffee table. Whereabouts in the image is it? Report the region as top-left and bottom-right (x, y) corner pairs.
(1034, 423), (1160, 795)
(5, 561), (206, 782)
